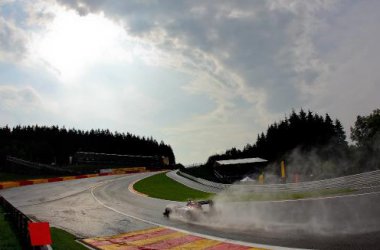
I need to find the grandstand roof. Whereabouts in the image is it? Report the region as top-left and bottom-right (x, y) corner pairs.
(215, 157), (267, 166)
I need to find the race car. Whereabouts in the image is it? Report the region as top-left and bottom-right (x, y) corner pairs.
(163, 199), (215, 221)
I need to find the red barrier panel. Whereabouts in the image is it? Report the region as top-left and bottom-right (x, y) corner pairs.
(99, 173), (110, 176)
(28, 222), (52, 246)
(19, 180), (34, 186)
(75, 175), (87, 179)
(0, 184), (3, 189)
(47, 177), (63, 182)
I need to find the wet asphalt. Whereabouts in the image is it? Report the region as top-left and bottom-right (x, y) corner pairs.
(1, 172), (380, 249)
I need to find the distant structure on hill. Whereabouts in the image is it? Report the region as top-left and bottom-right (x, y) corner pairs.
(74, 151), (167, 168)
(214, 157), (268, 183)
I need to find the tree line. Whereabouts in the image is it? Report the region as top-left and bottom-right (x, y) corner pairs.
(0, 125), (175, 167)
(186, 108), (380, 181)
(207, 110), (347, 163)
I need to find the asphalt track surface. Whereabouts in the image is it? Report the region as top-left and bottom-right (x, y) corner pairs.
(1, 172), (380, 249)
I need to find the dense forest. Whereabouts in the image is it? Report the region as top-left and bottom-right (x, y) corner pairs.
(184, 109), (380, 181)
(0, 125), (175, 167)
(207, 109), (347, 164)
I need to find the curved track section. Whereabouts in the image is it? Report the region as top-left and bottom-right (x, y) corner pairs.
(1, 172), (380, 249)
(92, 173), (380, 249)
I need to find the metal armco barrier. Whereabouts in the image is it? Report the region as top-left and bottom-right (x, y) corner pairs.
(176, 169), (380, 193)
(7, 156), (78, 175)
(0, 196), (45, 250)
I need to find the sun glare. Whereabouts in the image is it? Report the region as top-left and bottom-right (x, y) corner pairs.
(33, 9), (130, 80)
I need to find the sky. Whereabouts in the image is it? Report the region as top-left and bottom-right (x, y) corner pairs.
(1, 0), (380, 165)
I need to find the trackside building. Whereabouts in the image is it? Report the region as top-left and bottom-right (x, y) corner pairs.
(214, 157), (268, 183)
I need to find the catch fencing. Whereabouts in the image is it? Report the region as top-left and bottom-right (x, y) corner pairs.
(0, 196), (45, 249)
(177, 169), (380, 193)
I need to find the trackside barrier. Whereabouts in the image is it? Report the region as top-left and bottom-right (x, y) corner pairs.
(0, 167), (147, 190)
(0, 196), (46, 250)
(177, 169), (380, 193)
(100, 167), (147, 175)
(7, 156), (77, 175)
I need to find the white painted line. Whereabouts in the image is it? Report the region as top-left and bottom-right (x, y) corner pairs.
(76, 239), (98, 250)
(90, 176), (302, 250)
(128, 179), (147, 197)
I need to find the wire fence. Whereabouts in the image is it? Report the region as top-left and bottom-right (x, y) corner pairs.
(0, 196), (45, 250)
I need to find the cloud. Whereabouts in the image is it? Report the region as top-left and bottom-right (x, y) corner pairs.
(298, 0), (380, 135)
(53, 1), (344, 160)
(0, 85), (50, 125)
(2, 0), (380, 164)
(0, 16), (28, 62)
(52, 1), (336, 107)
(0, 0), (58, 63)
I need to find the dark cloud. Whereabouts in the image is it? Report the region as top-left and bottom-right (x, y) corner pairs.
(2, 0), (379, 163)
(54, 0), (332, 114)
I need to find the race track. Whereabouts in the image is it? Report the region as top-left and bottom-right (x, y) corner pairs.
(1, 172), (380, 249)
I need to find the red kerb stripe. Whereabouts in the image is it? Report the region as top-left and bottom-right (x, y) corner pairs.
(19, 180), (34, 186)
(206, 243), (252, 250)
(109, 228), (174, 243)
(75, 175), (87, 179)
(47, 178), (63, 182)
(89, 240), (113, 247)
(143, 234), (202, 249)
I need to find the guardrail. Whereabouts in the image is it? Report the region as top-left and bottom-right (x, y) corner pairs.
(177, 169), (380, 193)
(0, 196), (44, 249)
(7, 156), (78, 174)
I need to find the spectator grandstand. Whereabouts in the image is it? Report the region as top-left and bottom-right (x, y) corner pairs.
(214, 157), (268, 183)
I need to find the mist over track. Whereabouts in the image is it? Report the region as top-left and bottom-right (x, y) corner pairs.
(1, 172), (380, 249)
(168, 170), (380, 193)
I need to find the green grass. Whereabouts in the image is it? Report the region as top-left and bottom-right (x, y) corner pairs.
(0, 206), (22, 250)
(134, 172), (354, 202)
(0, 206), (86, 250)
(134, 172), (213, 201)
(50, 227), (88, 250)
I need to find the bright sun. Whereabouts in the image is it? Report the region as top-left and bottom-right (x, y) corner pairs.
(33, 9), (130, 80)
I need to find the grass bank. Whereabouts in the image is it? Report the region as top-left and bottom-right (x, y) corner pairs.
(0, 206), (22, 249)
(133, 172), (213, 201)
(51, 227), (88, 250)
(1, 205), (87, 250)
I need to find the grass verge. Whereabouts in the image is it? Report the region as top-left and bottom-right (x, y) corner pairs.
(134, 172), (213, 201)
(0, 209), (86, 250)
(50, 227), (88, 250)
(0, 206), (22, 250)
